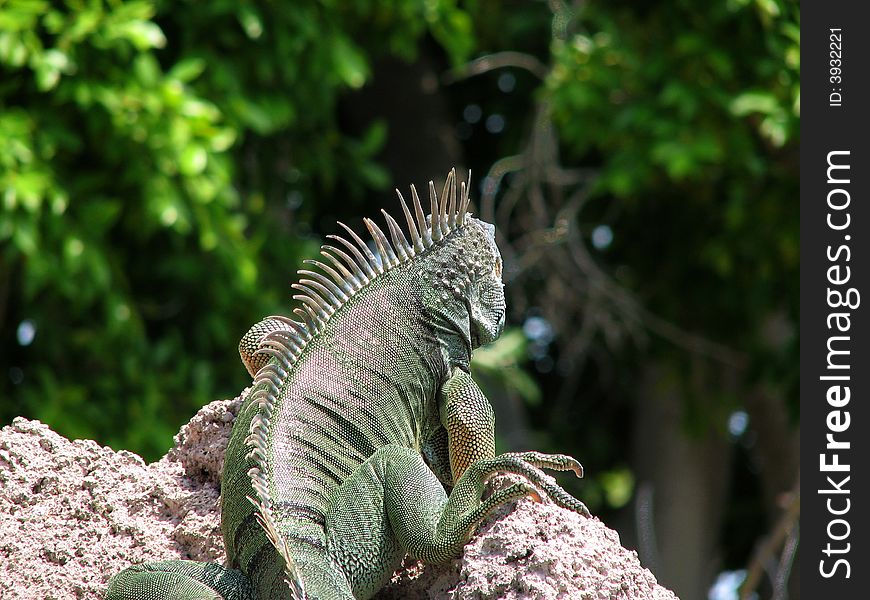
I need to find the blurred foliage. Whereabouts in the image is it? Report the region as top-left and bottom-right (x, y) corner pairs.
(0, 0), (472, 460)
(546, 0), (799, 396)
(472, 328), (542, 407)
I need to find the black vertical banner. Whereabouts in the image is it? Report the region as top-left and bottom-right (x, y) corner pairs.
(801, 2), (870, 598)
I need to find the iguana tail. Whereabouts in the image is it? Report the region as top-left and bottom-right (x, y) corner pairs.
(106, 560), (256, 600)
(247, 494), (307, 600)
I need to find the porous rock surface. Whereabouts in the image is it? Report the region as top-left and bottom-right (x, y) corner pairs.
(1, 395), (677, 600)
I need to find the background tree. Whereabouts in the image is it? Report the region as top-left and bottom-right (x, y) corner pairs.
(1, 1), (799, 598)
(1, 0), (470, 456)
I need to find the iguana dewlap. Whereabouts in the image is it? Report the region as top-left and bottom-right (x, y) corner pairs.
(107, 169), (589, 600)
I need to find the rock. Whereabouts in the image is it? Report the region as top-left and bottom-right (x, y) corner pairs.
(0, 399), (677, 599)
(377, 475), (678, 600)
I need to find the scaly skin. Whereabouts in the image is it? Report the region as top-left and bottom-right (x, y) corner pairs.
(107, 170), (589, 600)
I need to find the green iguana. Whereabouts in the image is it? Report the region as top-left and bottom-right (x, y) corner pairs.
(107, 169), (589, 600)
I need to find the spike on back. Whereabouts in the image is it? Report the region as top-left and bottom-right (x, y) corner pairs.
(277, 168), (473, 343)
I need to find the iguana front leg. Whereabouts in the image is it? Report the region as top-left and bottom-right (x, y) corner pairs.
(440, 366), (590, 515)
(440, 367), (496, 481)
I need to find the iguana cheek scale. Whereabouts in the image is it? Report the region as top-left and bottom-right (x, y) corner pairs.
(107, 169), (589, 600)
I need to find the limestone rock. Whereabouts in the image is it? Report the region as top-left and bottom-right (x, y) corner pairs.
(0, 399), (677, 599)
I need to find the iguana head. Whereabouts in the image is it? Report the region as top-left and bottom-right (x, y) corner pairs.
(462, 219), (505, 348)
(392, 170), (505, 352)
(387, 169), (507, 351)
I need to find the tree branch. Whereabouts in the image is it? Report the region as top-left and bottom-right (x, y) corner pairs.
(442, 51), (549, 84)
(739, 480), (800, 600)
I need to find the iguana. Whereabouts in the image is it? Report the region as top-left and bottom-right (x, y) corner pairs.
(107, 169), (589, 600)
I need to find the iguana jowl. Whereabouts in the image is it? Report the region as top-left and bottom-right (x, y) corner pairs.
(107, 169), (589, 600)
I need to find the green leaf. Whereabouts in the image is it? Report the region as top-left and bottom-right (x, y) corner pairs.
(237, 7), (263, 40)
(121, 20), (166, 51)
(473, 329), (528, 369)
(34, 49), (71, 91)
(11, 171), (48, 208)
(599, 468), (635, 509)
(133, 53), (160, 86)
(730, 91), (779, 117)
(12, 221), (38, 256)
(504, 368), (542, 406)
(169, 57), (207, 83)
(332, 36), (368, 89)
(179, 145), (208, 175)
(63, 236), (85, 268)
(427, 4), (474, 65)
(359, 121), (387, 156)
(209, 128), (237, 152)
